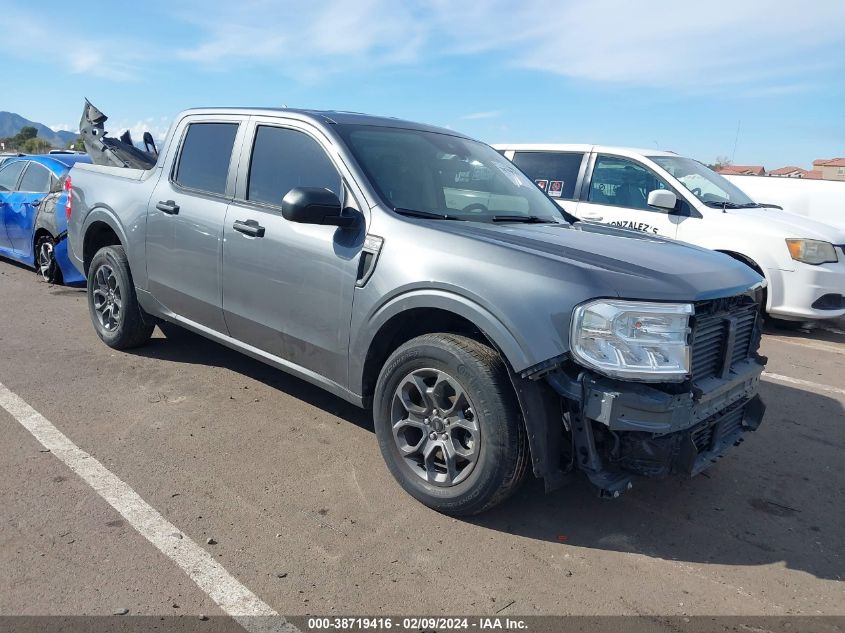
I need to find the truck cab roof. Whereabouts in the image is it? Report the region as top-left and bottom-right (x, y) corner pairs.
(176, 107), (469, 139)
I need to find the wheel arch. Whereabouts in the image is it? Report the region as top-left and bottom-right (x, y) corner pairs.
(355, 291), (532, 403)
(82, 212), (127, 275)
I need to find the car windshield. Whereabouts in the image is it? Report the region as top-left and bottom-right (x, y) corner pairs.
(337, 124), (568, 223)
(650, 155), (757, 207)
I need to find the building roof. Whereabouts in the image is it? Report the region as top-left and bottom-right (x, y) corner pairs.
(715, 164), (765, 175)
(813, 157), (845, 167)
(802, 170), (823, 180)
(768, 165), (807, 176)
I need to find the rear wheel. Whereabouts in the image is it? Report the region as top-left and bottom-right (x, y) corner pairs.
(35, 234), (62, 284)
(87, 245), (154, 349)
(373, 333), (528, 516)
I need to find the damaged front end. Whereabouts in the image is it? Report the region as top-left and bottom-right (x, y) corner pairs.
(514, 293), (767, 498)
(79, 99), (159, 169)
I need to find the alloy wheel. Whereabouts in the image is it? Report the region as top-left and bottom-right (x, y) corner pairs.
(92, 264), (123, 331)
(390, 368), (480, 486)
(37, 240), (54, 282)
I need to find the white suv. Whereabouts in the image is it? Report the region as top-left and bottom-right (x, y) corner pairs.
(495, 144), (845, 324)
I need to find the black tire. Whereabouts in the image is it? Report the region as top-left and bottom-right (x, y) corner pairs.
(87, 245), (154, 349)
(34, 234), (62, 285)
(373, 333), (529, 516)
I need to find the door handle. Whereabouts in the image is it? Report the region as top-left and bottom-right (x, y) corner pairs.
(233, 219), (265, 238)
(581, 213), (603, 221)
(32, 198), (43, 208)
(156, 200), (180, 215)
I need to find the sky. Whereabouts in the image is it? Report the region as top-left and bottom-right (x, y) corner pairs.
(2, 0), (844, 168)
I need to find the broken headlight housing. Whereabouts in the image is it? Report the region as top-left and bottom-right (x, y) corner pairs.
(570, 300), (693, 382)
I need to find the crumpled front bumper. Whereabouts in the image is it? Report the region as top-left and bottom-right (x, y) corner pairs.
(545, 359), (766, 497)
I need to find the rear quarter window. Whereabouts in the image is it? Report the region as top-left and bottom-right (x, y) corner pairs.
(173, 122), (239, 195)
(18, 163), (52, 193)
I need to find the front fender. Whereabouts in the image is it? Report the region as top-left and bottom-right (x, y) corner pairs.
(349, 288), (535, 396)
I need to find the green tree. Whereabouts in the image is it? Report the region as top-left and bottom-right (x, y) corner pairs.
(22, 137), (51, 154)
(65, 136), (85, 151)
(16, 126), (38, 142)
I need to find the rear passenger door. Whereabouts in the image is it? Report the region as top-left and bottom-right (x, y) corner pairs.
(510, 150), (585, 209)
(146, 116), (247, 333)
(222, 119), (365, 387)
(575, 154), (680, 237)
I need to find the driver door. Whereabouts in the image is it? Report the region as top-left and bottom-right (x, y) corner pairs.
(575, 154), (681, 238)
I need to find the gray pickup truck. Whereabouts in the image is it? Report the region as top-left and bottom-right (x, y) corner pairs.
(68, 102), (767, 515)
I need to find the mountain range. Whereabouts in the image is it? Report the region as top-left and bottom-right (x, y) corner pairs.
(0, 111), (78, 147)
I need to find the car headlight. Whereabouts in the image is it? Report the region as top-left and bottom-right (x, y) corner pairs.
(785, 239), (838, 265)
(570, 300), (693, 382)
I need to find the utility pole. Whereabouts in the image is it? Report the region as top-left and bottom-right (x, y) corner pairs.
(731, 120), (741, 162)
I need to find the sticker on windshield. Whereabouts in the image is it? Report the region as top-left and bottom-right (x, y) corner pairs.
(534, 179), (548, 192)
(548, 180), (563, 197)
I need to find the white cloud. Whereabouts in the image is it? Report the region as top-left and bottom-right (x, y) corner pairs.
(461, 110), (503, 120)
(109, 120), (172, 144)
(3, 7), (141, 81)
(172, 0), (845, 92)
(50, 123), (72, 132)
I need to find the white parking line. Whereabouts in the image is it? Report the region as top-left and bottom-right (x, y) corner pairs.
(762, 372), (845, 398)
(766, 336), (845, 356)
(0, 381), (299, 633)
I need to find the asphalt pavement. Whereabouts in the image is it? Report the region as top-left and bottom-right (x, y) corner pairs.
(0, 260), (842, 625)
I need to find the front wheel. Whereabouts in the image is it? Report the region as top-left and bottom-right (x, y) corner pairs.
(87, 245), (154, 349)
(373, 333), (529, 516)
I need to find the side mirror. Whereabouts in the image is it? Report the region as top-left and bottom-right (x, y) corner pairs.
(647, 189), (677, 211)
(281, 187), (357, 228)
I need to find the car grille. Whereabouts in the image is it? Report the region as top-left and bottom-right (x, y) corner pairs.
(690, 297), (760, 382)
(691, 402), (745, 453)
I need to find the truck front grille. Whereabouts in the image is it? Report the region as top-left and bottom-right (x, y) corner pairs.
(691, 403), (745, 452)
(690, 297), (760, 382)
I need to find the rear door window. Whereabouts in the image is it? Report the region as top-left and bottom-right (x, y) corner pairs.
(173, 122), (239, 195)
(511, 151), (584, 199)
(0, 161), (26, 192)
(18, 163), (52, 193)
(246, 126), (341, 206)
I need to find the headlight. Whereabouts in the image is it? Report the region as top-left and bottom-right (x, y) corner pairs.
(570, 300), (693, 382)
(785, 239), (838, 265)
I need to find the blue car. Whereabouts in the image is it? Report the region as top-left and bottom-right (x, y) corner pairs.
(0, 154), (92, 285)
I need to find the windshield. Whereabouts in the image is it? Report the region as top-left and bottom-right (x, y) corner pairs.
(337, 124), (568, 223)
(650, 156), (756, 207)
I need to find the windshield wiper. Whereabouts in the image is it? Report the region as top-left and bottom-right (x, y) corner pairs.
(490, 215), (559, 224)
(703, 200), (743, 210)
(393, 207), (464, 220)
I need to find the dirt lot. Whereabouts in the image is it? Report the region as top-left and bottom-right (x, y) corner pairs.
(0, 261), (843, 624)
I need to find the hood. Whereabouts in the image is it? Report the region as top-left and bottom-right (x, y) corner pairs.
(433, 220), (763, 302)
(728, 207), (845, 243)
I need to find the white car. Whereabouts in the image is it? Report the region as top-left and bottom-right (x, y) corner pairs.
(495, 144), (845, 324)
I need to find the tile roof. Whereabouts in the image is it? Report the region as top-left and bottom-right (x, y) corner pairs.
(769, 166), (807, 176)
(813, 158), (845, 167)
